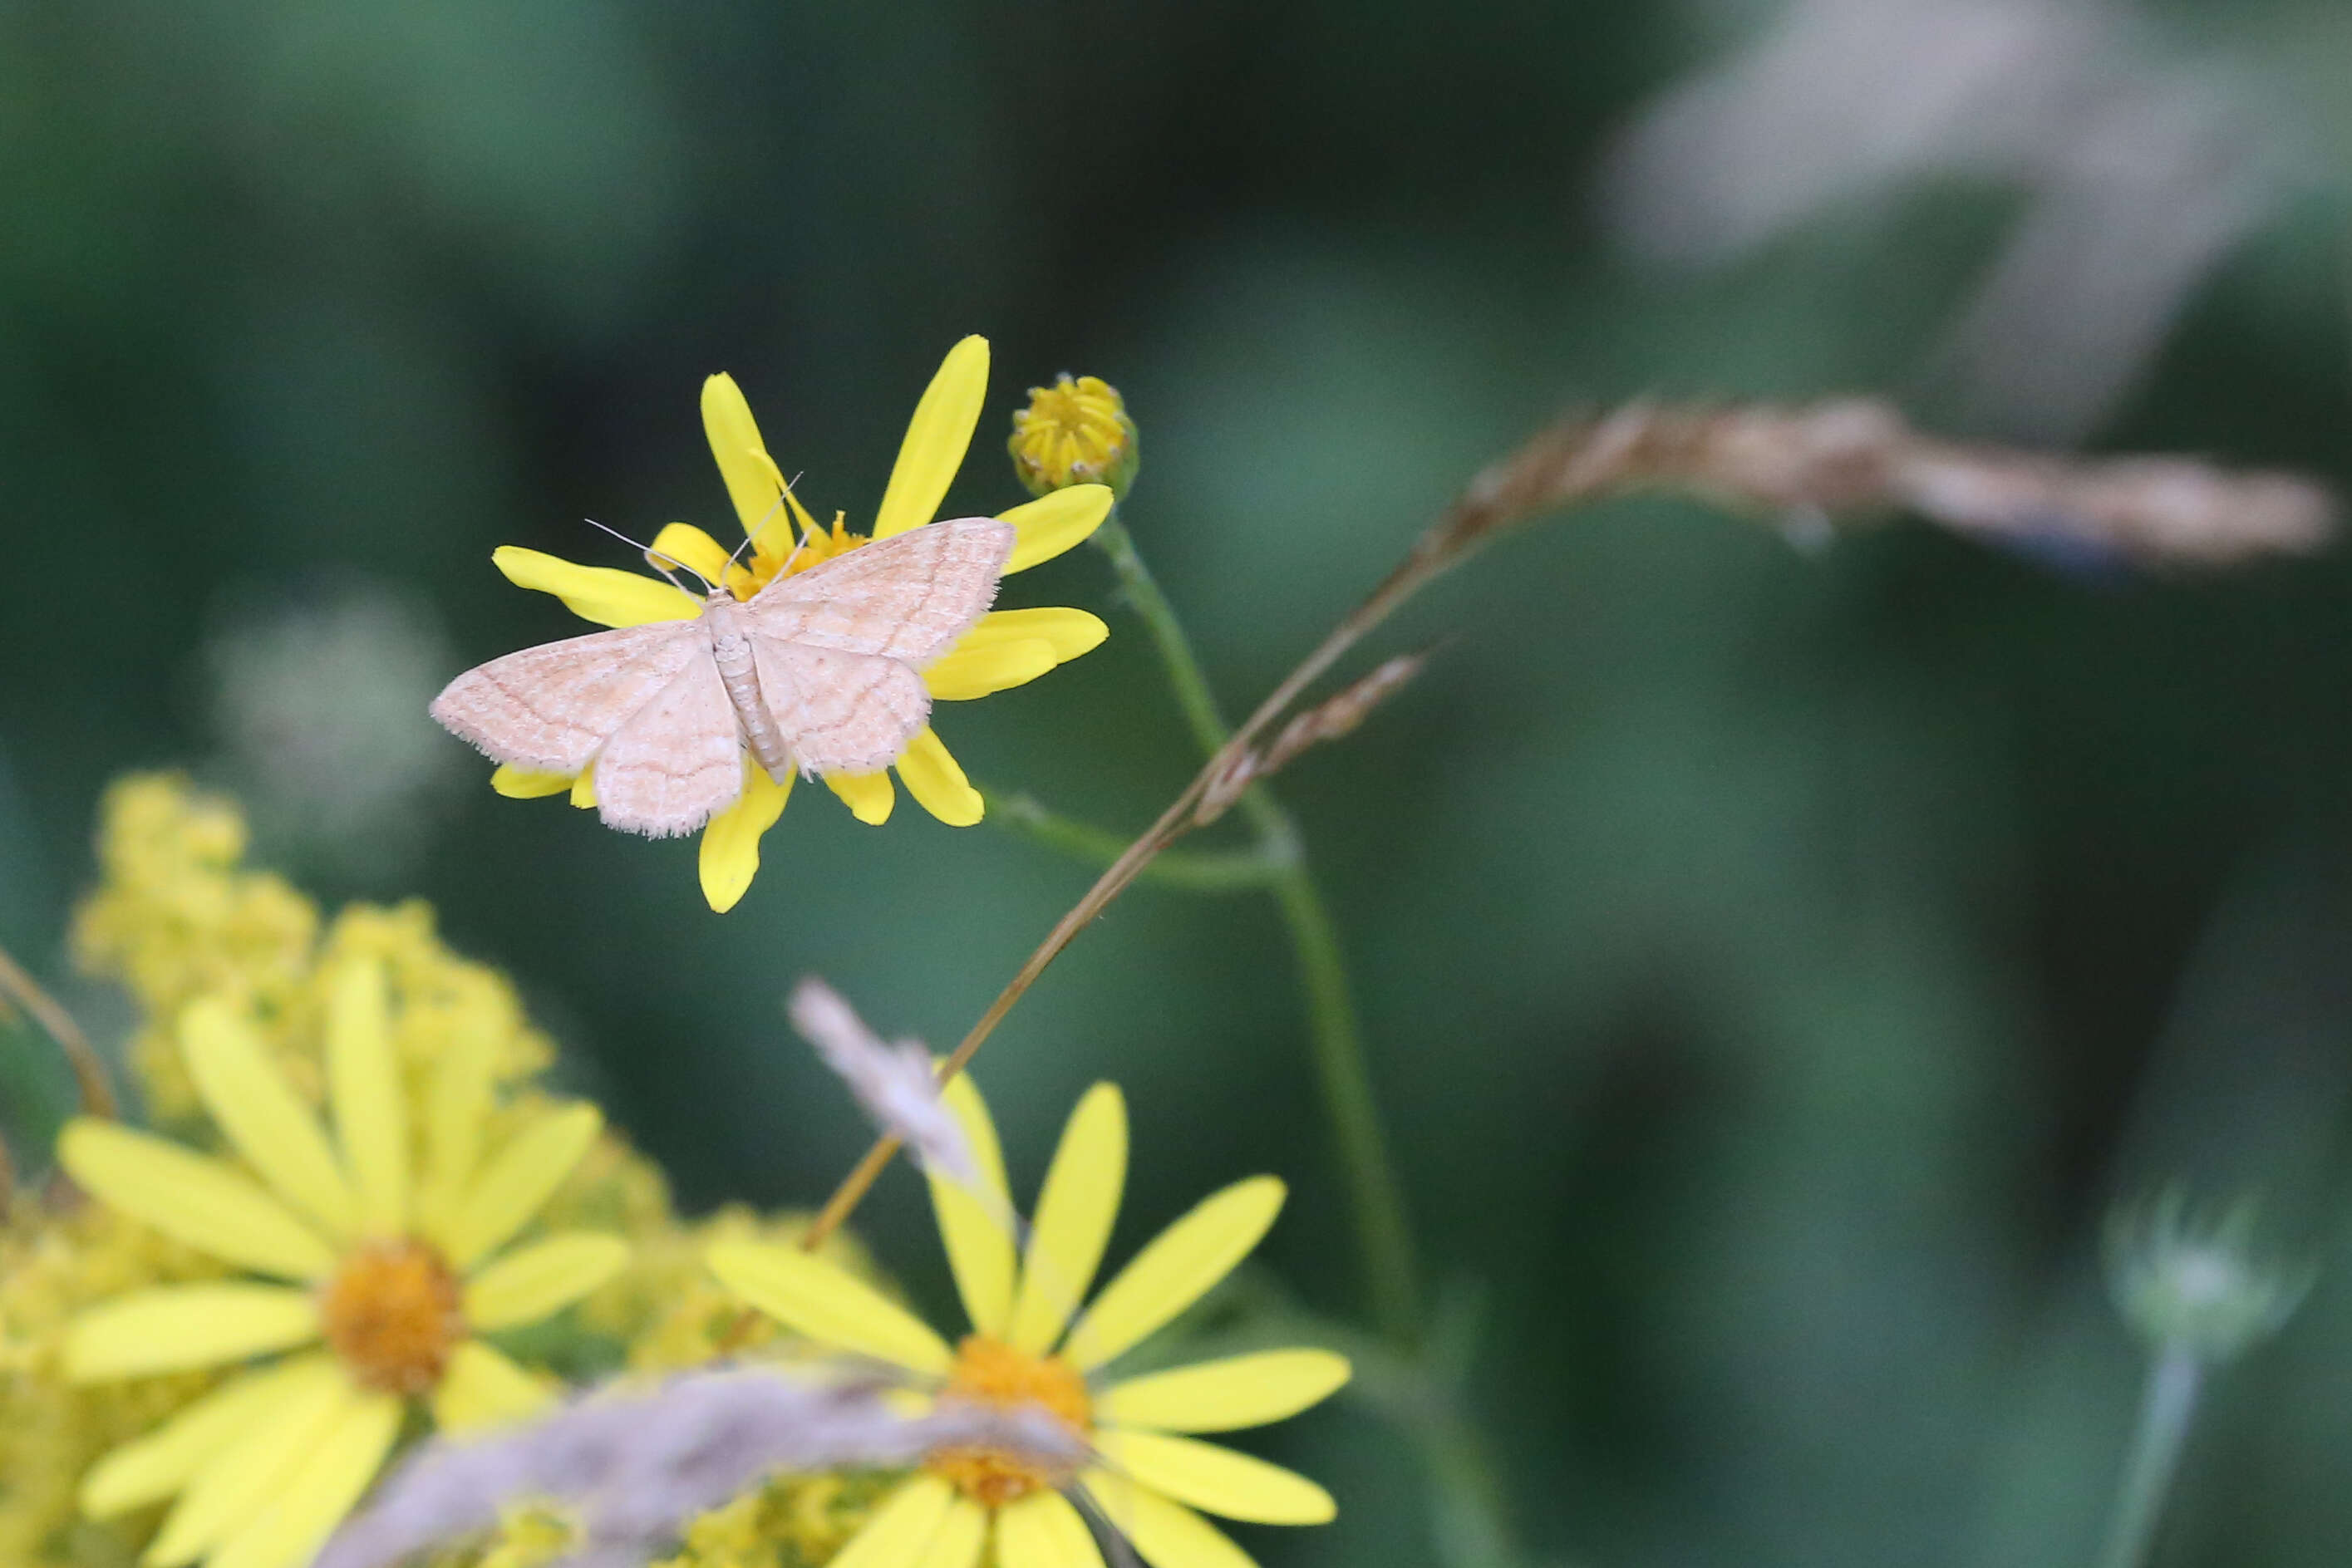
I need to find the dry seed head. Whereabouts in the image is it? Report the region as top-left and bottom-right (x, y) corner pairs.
(2104, 1190), (2313, 1364)
(1436, 398), (2334, 568)
(1194, 652), (1429, 827)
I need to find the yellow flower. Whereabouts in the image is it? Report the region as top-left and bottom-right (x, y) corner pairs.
(477, 336), (1116, 912)
(1008, 375), (1139, 499)
(56, 966), (628, 1568)
(709, 1079), (1351, 1568)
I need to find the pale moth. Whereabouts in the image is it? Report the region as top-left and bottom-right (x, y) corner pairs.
(431, 519), (1014, 836)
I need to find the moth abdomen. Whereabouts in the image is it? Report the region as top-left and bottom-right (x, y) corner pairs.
(703, 595), (795, 781)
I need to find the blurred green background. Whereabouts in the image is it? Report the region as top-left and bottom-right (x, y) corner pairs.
(8, 2), (2352, 1565)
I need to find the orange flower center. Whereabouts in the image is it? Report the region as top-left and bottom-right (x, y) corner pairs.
(927, 1335), (1093, 1506)
(736, 514), (862, 598)
(319, 1238), (465, 1394)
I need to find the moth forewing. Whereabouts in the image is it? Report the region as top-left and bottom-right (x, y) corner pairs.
(429, 622), (703, 777)
(744, 517), (1015, 663)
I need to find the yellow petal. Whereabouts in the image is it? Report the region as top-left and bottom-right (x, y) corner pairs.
(431, 1339), (554, 1433)
(327, 956), (408, 1234)
(81, 1362), (322, 1518)
(492, 546), (700, 628)
(463, 1231), (630, 1330)
(706, 1240), (953, 1374)
(1095, 1431), (1335, 1525)
(1096, 1351), (1351, 1433)
(180, 998), (357, 1241)
(66, 1284), (321, 1381)
(1064, 1178), (1285, 1370)
(204, 1389), (401, 1568)
(435, 1103), (603, 1270)
(997, 485), (1112, 573)
(928, 1074), (1017, 1338)
(898, 728), (982, 827)
(59, 1119), (336, 1281)
(956, 607), (1111, 661)
(702, 373), (786, 542)
(490, 765), (574, 799)
(827, 769), (896, 824)
(418, 1025), (496, 1240)
(873, 336), (989, 540)
(699, 763), (793, 913)
(917, 1496), (989, 1568)
(1083, 1477), (1257, 1568)
(648, 522), (735, 587)
(829, 1476), (958, 1568)
(923, 638), (1059, 701)
(1006, 1083), (1127, 1354)
(569, 767), (598, 808)
(142, 1355), (347, 1568)
(996, 1490), (1109, 1568)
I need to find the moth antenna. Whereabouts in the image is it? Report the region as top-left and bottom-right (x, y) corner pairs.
(723, 475), (811, 583)
(583, 516), (711, 594)
(775, 474), (824, 573)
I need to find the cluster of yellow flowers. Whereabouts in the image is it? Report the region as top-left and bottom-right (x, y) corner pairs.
(0, 777), (866, 1567)
(7, 764), (1343, 1568)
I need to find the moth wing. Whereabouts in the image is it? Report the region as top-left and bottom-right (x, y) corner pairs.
(753, 638), (931, 777)
(743, 517), (1013, 665)
(590, 647), (745, 838)
(431, 622), (701, 776)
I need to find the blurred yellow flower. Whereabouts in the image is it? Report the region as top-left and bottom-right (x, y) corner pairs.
(575, 1202), (882, 1375)
(475, 335), (1116, 912)
(57, 968), (626, 1568)
(71, 776), (553, 1121)
(0, 1197), (230, 1567)
(709, 1079), (1350, 1568)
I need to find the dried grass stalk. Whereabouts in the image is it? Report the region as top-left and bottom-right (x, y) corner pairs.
(1445, 398), (2334, 566)
(314, 1367), (1085, 1568)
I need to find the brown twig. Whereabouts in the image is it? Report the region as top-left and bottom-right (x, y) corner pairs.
(0, 941), (116, 1119)
(800, 401), (2335, 1249)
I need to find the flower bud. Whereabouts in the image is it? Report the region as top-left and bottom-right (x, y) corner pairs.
(2104, 1190), (2312, 1364)
(1008, 374), (1139, 499)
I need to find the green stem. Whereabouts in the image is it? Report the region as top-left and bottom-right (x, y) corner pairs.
(2095, 1347), (2203, 1568)
(982, 789), (1292, 892)
(1092, 507), (1422, 1344)
(1267, 863), (1422, 1345)
(1092, 510), (1235, 759)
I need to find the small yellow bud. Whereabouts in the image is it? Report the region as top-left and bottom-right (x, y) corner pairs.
(1008, 373), (1139, 499)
